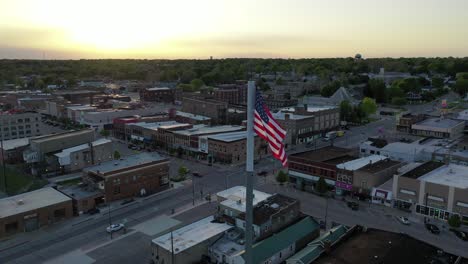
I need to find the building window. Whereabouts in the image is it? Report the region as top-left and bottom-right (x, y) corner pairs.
(113, 186), (121, 194)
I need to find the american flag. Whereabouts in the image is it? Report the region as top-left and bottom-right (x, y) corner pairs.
(254, 91), (287, 167)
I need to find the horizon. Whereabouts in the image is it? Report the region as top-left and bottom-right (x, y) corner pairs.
(1, 0), (468, 59)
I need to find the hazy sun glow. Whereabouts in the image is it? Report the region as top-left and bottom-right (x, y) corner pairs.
(0, 0), (468, 59)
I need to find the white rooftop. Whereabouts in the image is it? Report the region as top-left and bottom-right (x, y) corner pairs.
(132, 121), (182, 131)
(217, 186), (271, 212)
(152, 216), (232, 254)
(176, 111), (211, 121)
(146, 87), (170, 91)
(0, 138), (30, 150)
(0, 187), (72, 218)
(207, 131), (255, 143)
(174, 125), (244, 136)
(54, 138), (111, 164)
(419, 164), (468, 189)
(413, 118), (463, 129)
(66, 105), (97, 111)
(337, 155), (387, 171)
(272, 111), (310, 120)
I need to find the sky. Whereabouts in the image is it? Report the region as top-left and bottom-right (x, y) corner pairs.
(0, 0), (467, 59)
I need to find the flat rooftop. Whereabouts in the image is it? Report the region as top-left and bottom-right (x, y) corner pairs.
(291, 146), (352, 163)
(54, 138), (111, 159)
(146, 87), (171, 91)
(176, 111), (211, 121)
(207, 131), (254, 143)
(83, 152), (167, 175)
(0, 138), (30, 150)
(413, 118), (463, 129)
(131, 121), (183, 130)
(152, 216), (232, 254)
(357, 159), (401, 173)
(217, 186), (271, 212)
(31, 129), (93, 144)
(238, 194), (298, 225)
(337, 155), (388, 171)
(58, 185), (102, 201)
(173, 125), (244, 136)
(401, 161), (444, 179)
(272, 111), (310, 120)
(66, 105), (97, 111)
(314, 229), (457, 264)
(0, 187), (71, 219)
(419, 163), (468, 189)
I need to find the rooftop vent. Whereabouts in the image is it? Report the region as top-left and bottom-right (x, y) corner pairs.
(17, 199), (24, 205)
(271, 203), (280, 209)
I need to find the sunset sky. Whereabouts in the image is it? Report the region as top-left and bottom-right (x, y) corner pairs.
(0, 0), (467, 59)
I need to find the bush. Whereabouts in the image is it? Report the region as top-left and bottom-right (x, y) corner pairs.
(391, 97), (407, 106)
(276, 171), (288, 184)
(315, 177), (328, 194)
(448, 214), (461, 228)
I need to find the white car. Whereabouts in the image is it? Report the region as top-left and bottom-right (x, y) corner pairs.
(106, 223), (125, 233)
(397, 216), (410, 225)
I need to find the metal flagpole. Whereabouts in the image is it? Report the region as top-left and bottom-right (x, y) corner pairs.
(245, 80), (255, 264)
(1, 136), (6, 194)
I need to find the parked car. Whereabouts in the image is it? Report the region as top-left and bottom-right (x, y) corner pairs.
(449, 229), (468, 241)
(106, 223), (125, 233)
(257, 171), (268, 177)
(425, 223), (440, 234)
(347, 201), (359, 211)
(396, 216), (410, 225)
(87, 208), (100, 215)
(192, 172), (202, 178)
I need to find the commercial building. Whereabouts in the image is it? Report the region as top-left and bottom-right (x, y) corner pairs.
(199, 131), (266, 165)
(393, 161), (468, 224)
(53, 90), (103, 105)
(139, 87), (175, 103)
(65, 105), (97, 122)
(0, 111), (44, 141)
(82, 152), (170, 202)
(288, 147), (356, 192)
(396, 113), (426, 133)
(112, 114), (169, 141)
(216, 186), (272, 221)
(213, 84), (247, 105)
(335, 155), (388, 195)
(151, 216), (233, 264)
(411, 118), (464, 139)
(52, 138), (113, 173)
(182, 97), (228, 125)
(351, 159), (402, 195)
(23, 129), (95, 164)
(174, 111), (211, 125)
(58, 185), (103, 215)
(0, 138), (30, 164)
(273, 105), (340, 147)
(0, 187), (73, 237)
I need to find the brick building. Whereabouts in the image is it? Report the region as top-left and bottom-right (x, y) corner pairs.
(288, 146), (356, 192)
(182, 97), (228, 125)
(139, 87), (175, 103)
(82, 152), (170, 202)
(396, 113), (426, 133)
(213, 84), (247, 105)
(0, 187), (73, 238)
(0, 111), (44, 141)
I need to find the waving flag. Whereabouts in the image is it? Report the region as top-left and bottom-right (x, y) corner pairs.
(254, 91), (287, 167)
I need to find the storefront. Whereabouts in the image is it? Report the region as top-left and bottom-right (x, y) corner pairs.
(394, 199), (413, 212)
(415, 204), (451, 221)
(335, 181), (352, 196)
(371, 188), (393, 206)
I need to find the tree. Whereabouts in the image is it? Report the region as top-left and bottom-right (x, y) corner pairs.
(360, 97), (378, 116)
(339, 100), (353, 122)
(320, 80), (341, 97)
(387, 85), (405, 99)
(315, 177), (328, 194)
(448, 214), (461, 228)
(391, 97), (407, 106)
(178, 166), (188, 179)
(454, 74), (468, 96)
(431, 77), (444, 89)
(276, 170), (288, 185)
(190, 78), (205, 90)
(368, 79), (387, 103)
(177, 146), (184, 158)
(100, 129), (110, 138)
(113, 150), (121, 160)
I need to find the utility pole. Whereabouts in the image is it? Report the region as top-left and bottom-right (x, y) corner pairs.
(324, 197), (329, 229)
(171, 230), (175, 264)
(108, 201), (113, 239)
(245, 81), (256, 264)
(192, 174), (195, 206)
(1, 136), (6, 194)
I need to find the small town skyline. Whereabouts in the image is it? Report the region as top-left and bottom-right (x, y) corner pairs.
(1, 0), (468, 59)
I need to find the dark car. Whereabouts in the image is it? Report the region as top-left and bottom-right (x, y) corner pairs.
(192, 172), (202, 178)
(121, 198), (135, 205)
(425, 223), (440, 234)
(449, 228), (468, 241)
(87, 208), (100, 215)
(347, 201), (359, 211)
(257, 171), (268, 177)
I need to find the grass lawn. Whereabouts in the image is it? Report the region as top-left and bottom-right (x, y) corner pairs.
(0, 165), (48, 195)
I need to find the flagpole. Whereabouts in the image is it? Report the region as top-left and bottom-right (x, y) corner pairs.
(245, 80), (255, 264)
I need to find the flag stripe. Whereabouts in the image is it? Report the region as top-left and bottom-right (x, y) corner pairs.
(253, 91), (287, 167)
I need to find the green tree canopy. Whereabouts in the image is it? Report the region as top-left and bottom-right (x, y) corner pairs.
(368, 79), (387, 103)
(113, 150), (121, 160)
(360, 97), (378, 116)
(448, 214), (461, 228)
(276, 170), (288, 184)
(320, 80), (341, 97)
(339, 100), (353, 122)
(315, 177), (328, 194)
(431, 77), (444, 89)
(190, 78), (205, 90)
(387, 85), (405, 99)
(178, 166), (188, 178)
(100, 129), (110, 138)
